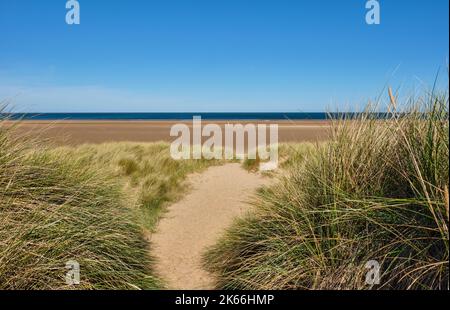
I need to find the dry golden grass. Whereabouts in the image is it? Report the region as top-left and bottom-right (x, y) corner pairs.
(51, 142), (221, 230)
(0, 119), (220, 289)
(205, 89), (449, 290)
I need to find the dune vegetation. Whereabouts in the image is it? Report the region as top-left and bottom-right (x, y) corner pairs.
(1, 86), (448, 290)
(51, 143), (220, 231)
(205, 89), (449, 290)
(0, 118), (219, 289)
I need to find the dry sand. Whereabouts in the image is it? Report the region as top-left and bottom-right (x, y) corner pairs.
(8, 120), (330, 145)
(151, 163), (271, 290)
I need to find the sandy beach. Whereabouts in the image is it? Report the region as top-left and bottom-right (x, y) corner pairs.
(8, 120), (331, 145)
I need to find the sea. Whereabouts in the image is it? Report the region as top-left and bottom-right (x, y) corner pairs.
(4, 112), (335, 121)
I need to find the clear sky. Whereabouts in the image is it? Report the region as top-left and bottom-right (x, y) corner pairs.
(0, 0), (448, 112)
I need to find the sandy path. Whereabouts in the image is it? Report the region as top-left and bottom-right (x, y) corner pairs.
(151, 163), (270, 290)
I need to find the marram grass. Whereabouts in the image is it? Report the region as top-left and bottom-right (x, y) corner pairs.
(0, 118), (219, 289)
(50, 142), (221, 231)
(0, 123), (160, 289)
(204, 89), (449, 290)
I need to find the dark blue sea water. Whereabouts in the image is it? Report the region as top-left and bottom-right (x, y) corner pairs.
(4, 112), (334, 121)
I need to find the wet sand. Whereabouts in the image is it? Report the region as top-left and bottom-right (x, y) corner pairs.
(7, 120), (330, 145)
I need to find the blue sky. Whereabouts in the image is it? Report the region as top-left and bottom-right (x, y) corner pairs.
(0, 0), (448, 112)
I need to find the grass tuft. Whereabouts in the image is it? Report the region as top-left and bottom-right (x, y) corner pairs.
(0, 118), (159, 289)
(0, 115), (220, 289)
(204, 88), (449, 290)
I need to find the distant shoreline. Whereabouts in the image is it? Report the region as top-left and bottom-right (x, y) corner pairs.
(2, 112), (369, 121)
(7, 119), (330, 124)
